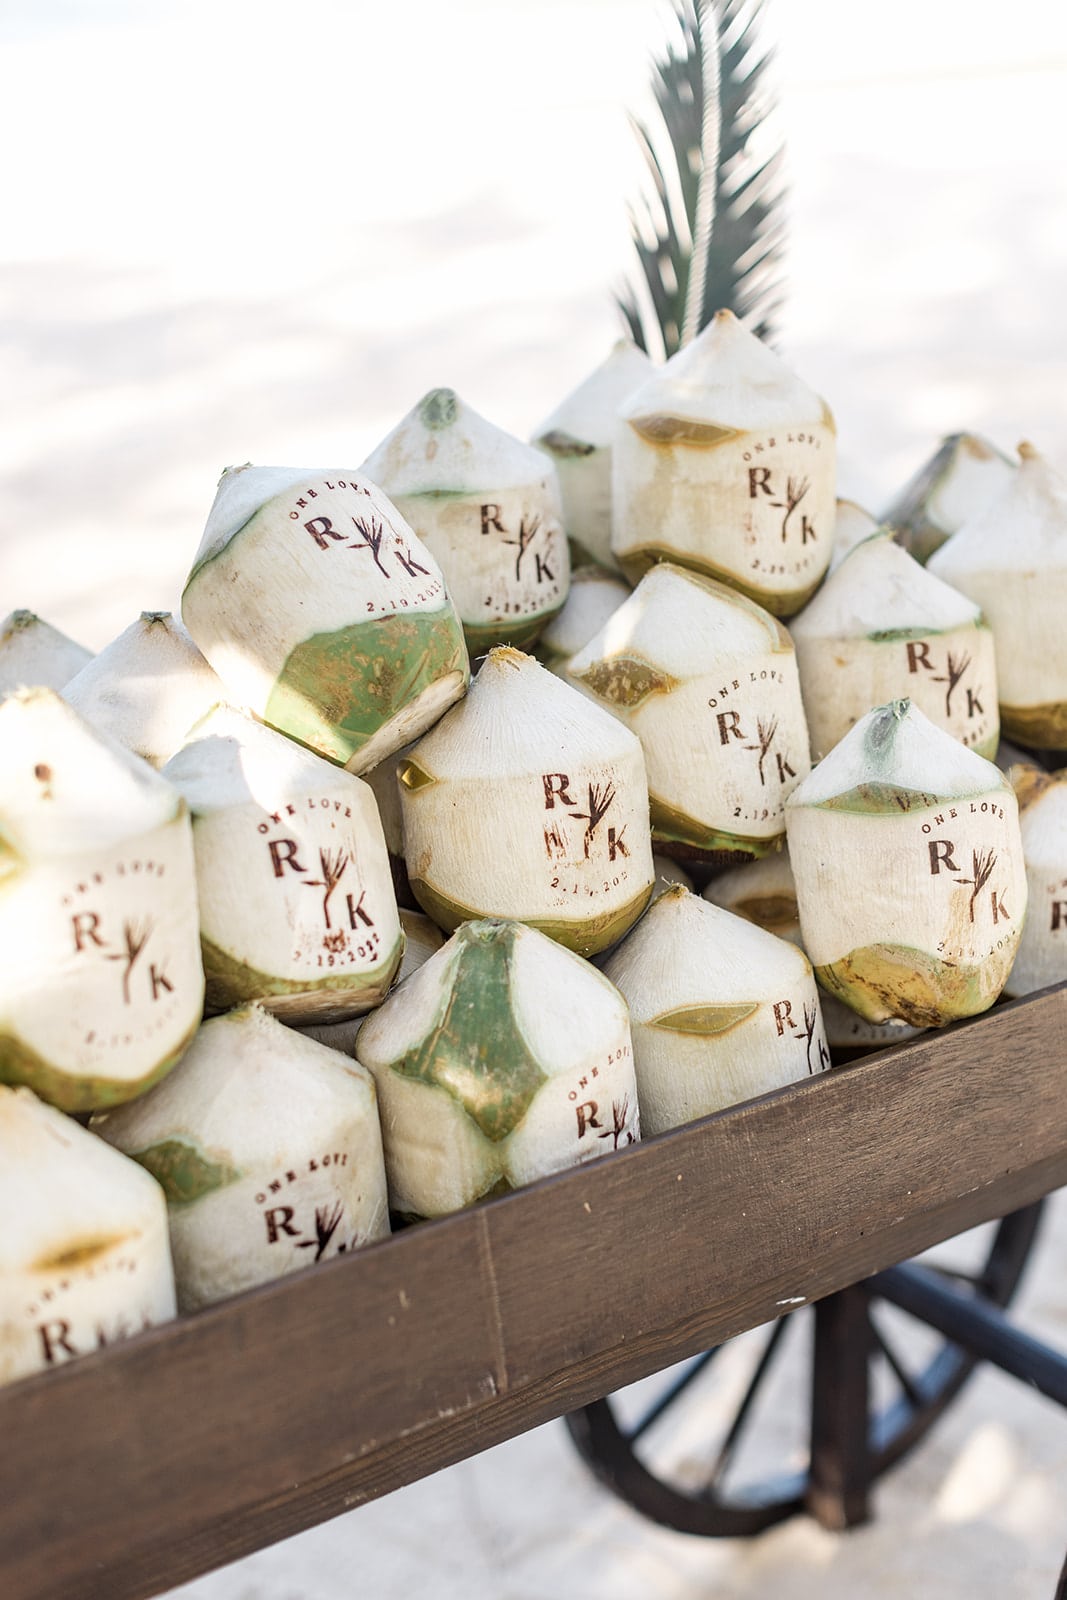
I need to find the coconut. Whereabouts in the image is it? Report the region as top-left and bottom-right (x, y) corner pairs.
(785, 699), (1027, 1026)
(181, 464), (469, 774)
(928, 443), (1067, 749)
(362, 744), (416, 906)
(703, 848), (920, 1054)
(361, 389), (568, 654)
(0, 610), (93, 699)
(601, 886), (828, 1135)
(0, 1087), (176, 1387)
(829, 499), (880, 572)
(356, 919), (638, 1218)
(0, 689), (204, 1111)
(611, 309), (836, 616)
(789, 531), (999, 761)
(539, 568), (631, 678)
(882, 433), (1015, 565)
(91, 1006), (390, 1311)
(568, 563), (810, 862)
(63, 612), (226, 770)
(398, 648), (655, 956)
(162, 706), (403, 1021)
(297, 909), (445, 1056)
(1002, 765), (1067, 997)
(531, 339), (656, 572)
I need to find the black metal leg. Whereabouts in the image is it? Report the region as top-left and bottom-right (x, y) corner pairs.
(806, 1287), (873, 1531)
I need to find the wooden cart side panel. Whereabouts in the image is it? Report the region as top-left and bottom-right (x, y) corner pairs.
(1, 988), (1065, 1600)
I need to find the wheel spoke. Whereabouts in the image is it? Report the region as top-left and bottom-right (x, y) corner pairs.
(627, 1346), (722, 1443)
(705, 1316), (792, 1489)
(869, 1311), (924, 1410)
(924, 1262), (988, 1291)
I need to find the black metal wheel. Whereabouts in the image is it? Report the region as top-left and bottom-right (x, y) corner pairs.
(565, 1201), (1045, 1537)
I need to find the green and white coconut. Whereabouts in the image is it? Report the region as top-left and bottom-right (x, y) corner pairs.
(63, 612), (226, 770)
(298, 908), (445, 1056)
(0, 1087), (176, 1387)
(928, 444), (1067, 749)
(182, 464), (469, 774)
(0, 609), (93, 699)
(361, 388), (568, 654)
(0, 690), (204, 1112)
(829, 499), (880, 572)
(611, 309), (836, 615)
(1002, 765), (1067, 997)
(531, 339), (656, 572)
(92, 1006), (390, 1311)
(882, 433), (1015, 565)
(356, 919), (638, 1218)
(789, 530), (999, 761)
(398, 647), (655, 956)
(162, 706), (402, 1021)
(785, 699), (1027, 1027)
(538, 567), (631, 679)
(601, 886), (828, 1135)
(703, 848), (920, 1054)
(568, 563), (810, 862)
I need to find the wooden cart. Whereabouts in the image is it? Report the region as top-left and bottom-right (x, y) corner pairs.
(2, 983), (1065, 1600)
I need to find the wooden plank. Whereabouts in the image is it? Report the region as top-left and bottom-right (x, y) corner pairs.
(2, 986), (1065, 1600)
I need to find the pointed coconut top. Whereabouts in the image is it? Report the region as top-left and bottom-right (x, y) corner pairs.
(539, 568), (630, 661)
(620, 309), (832, 442)
(789, 530), (983, 641)
(786, 699), (1011, 814)
(570, 561), (791, 687)
(357, 918), (628, 1105)
(0, 688), (183, 863)
(829, 500), (881, 571)
(163, 703), (367, 815)
(533, 340), (656, 454)
(63, 612), (227, 769)
(883, 433), (1015, 542)
(0, 1086), (168, 1273)
(602, 884), (811, 1013)
(0, 609), (93, 698)
(400, 647), (644, 780)
(929, 443), (1067, 578)
(361, 388), (556, 498)
(92, 1005), (378, 1164)
(187, 462), (337, 580)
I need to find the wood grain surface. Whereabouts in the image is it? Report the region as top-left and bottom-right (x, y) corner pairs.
(2, 985), (1065, 1600)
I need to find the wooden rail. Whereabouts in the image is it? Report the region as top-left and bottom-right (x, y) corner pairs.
(2, 984), (1065, 1600)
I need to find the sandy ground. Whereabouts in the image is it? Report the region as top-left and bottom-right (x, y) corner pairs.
(4, 2), (1067, 1595)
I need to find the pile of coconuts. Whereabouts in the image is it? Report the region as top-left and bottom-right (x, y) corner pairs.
(3, 310), (1065, 1389)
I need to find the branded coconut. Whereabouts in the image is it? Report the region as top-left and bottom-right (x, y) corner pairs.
(1003, 765), (1067, 997)
(0, 609), (93, 699)
(568, 563), (810, 862)
(92, 1006), (390, 1311)
(162, 706), (402, 1021)
(882, 433), (1015, 565)
(531, 339), (655, 572)
(361, 389), (568, 653)
(789, 531), (999, 761)
(601, 886), (828, 1135)
(785, 700), (1027, 1026)
(63, 611), (226, 769)
(0, 689), (204, 1111)
(398, 647), (655, 956)
(611, 309), (836, 615)
(181, 464), (469, 774)
(928, 443), (1067, 749)
(0, 1087), (176, 1388)
(356, 919), (638, 1218)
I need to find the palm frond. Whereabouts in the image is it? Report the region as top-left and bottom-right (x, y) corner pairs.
(618, 0), (786, 358)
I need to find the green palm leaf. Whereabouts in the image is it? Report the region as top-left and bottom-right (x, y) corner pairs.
(618, 0), (786, 358)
